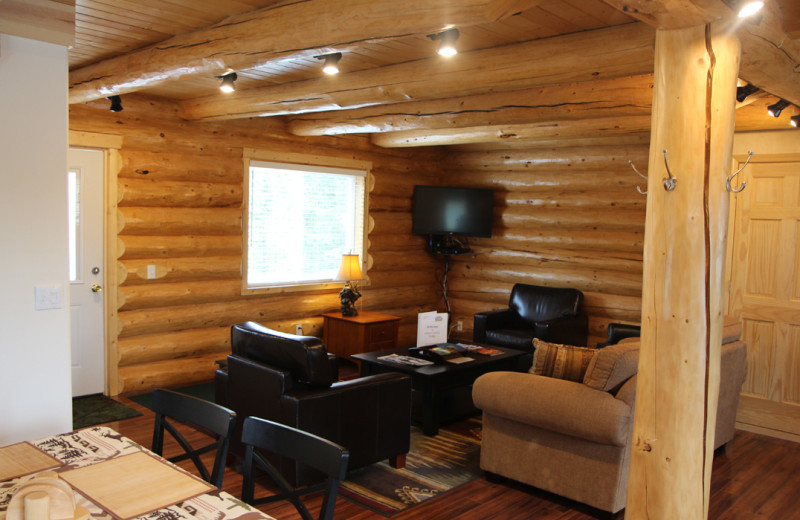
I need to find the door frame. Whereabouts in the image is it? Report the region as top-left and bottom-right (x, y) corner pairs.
(69, 131), (123, 396)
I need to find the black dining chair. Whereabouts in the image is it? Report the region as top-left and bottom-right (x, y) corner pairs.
(151, 388), (237, 488)
(241, 416), (349, 520)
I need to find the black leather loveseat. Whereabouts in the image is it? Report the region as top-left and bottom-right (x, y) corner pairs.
(473, 283), (588, 350)
(215, 321), (412, 485)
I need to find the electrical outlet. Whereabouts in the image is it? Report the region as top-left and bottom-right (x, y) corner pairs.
(295, 324), (303, 335)
(457, 320), (463, 332)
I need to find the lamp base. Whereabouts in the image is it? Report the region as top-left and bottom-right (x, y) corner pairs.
(340, 303), (359, 317)
(339, 282), (361, 317)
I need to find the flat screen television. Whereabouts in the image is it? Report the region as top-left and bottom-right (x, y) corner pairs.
(412, 185), (494, 238)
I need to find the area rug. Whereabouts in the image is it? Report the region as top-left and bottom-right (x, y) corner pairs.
(127, 382), (216, 410)
(72, 394), (142, 429)
(339, 416), (483, 517)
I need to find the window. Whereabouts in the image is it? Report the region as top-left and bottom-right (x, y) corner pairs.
(244, 152), (369, 292)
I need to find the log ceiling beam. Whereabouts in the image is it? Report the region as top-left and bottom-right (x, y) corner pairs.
(287, 74), (655, 136)
(67, 0), (545, 104)
(0, 0), (75, 47)
(180, 23), (656, 121)
(602, 0), (800, 105)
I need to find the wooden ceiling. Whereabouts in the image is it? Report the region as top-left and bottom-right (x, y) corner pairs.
(65, 0), (800, 147)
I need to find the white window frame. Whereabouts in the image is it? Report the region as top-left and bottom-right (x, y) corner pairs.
(242, 149), (371, 294)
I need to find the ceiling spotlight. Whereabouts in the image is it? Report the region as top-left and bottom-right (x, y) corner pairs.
(107, 95), (122, 112)
(736, 83), (759, 103)
(217, 72), (237, 93)
(737, 0), (764, 18)
(315, 53), (342, 75)
(428, 28), (460, 57)
(767, 99), (790, 117)
(791, 115), (800, 128)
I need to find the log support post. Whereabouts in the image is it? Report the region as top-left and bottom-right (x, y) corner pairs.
(626, 22), (740, 519)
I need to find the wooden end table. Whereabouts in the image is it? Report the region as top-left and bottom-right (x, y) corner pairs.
(353, 345), (525, 436)
(322, 311), (400, 362)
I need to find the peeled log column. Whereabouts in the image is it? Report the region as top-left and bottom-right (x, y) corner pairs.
(626, 24), (739, 519)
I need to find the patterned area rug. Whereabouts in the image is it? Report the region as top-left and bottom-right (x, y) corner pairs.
(339, 416), (482, 516)
(72, 394), (142, 429)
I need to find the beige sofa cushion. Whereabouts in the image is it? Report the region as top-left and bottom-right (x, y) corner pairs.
(583, 339), (640, 393)
(530, 338), (597, 382)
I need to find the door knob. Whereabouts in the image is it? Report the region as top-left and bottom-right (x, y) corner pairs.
(91, 284), (103, 293)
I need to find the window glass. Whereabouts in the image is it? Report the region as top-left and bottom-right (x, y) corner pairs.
(245, 160), (366, 290)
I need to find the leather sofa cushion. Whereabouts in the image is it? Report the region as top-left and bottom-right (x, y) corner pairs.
(231, 321), (333, 388)
(583, 339), (640, 393)
(530, 338), (596, 382)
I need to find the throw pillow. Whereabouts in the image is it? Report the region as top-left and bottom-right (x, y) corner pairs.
(530, 338), (597, 382)
(583, 339), (640, 393)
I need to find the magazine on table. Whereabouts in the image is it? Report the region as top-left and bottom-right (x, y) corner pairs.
(409, 343), (475, 364)
(377, 353), (434, 366)
(455, 343), (504, 356)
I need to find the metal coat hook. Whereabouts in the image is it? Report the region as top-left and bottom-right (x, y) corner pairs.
(726, 151), (753, 193)
(628, 160), (648, 195)
(662, 149), (677, 191)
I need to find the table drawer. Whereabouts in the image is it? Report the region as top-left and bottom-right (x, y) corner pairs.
(369, 323), (395, 342)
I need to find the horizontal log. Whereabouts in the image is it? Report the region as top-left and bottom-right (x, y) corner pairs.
(476, 228), (644, 253)
(119, 279), (244, 310)
(118, 327), (230, 367)
(119, 207), (242, 236)
(370, 212), (413, 236)
(118, 286), (431, 338)
(368, 250), (440, 272)
(450, 144), (650, 173)
(181, 23), (655, 121)
(119, 354), (221, 394)
(450, 134), (652, 151)
(461, 246), (643, 273)
(502, 188), (647, 210)
(119, 257), (241, 285)
(372, 115), (652, 148)
(369, 194), (412, 213)
(368, 233), (429, 252)
(500, 206), (645, 232)
(287, 74), (654, 136)
(119, 235), (241, 260)
(120, 150), (242, 183)
(119, 178), (242, 208)
(448, 262), (643, 296)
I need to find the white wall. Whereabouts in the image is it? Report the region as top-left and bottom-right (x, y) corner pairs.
(0, 34), (72, 443)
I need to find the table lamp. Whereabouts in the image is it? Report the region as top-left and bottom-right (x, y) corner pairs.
(334, 253), (364, 316)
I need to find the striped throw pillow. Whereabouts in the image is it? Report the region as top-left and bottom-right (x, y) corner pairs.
(530, 338), (597, 382)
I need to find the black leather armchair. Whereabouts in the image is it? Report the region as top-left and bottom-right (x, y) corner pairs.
(215, 321), (411, 486)
(596, 322), (641, 348)
(473, 284), (588, 350)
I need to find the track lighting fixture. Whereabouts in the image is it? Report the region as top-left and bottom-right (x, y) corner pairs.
(107, 95), (122, 112)
(791, 115), (800, 128)
(315, 53), (342, 75)
(217, 72), (237, 93)
(767, 99), (790, 117)
(736, 83), (759, 103)
(428, 28), (460, 57)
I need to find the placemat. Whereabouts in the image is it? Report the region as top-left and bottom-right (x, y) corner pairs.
(0, 443), (61, 481)
(59, 452), (213, 519)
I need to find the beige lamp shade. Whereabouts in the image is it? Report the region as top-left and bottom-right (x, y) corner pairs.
(334, 254), (364, 281)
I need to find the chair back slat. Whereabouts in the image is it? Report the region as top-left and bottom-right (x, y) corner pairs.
(151, 388), (236, 488)
(241, 416), (349, 520)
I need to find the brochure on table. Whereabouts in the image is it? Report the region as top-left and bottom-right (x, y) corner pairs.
(417, 311), (448, 347)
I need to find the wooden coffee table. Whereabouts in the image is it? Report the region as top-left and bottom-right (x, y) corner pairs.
(353, 345), (525, 435)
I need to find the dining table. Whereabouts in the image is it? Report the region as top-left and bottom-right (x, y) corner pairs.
(0, 426), (275, 520)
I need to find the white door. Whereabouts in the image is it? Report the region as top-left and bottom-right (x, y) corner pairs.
(68, 148), (105, 397)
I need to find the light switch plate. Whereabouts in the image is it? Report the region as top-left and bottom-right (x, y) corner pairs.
(35, 285), (61, 310)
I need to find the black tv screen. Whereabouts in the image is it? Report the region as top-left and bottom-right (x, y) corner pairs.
(412, 185), (494, 238)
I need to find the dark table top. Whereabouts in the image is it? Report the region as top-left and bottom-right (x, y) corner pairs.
(352, 344), (525, 377)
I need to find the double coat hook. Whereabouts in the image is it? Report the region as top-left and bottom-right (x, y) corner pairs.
(630, 150), (753, 195)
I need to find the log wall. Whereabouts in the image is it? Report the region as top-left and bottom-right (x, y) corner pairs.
(70, 95), (444, 394)
(441, 143), (648, 346)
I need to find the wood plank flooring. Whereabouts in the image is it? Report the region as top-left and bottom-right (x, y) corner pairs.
(105, 389), (800, 520)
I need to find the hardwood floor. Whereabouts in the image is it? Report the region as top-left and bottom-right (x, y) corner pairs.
(106, 389), (800, 520)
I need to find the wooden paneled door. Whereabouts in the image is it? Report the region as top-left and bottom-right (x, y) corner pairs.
(728, 158), (800, 441)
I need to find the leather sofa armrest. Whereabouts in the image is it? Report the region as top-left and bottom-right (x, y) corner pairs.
(473, 371), (632, 447)
(214, 367), (228, 407)
(534, 314), (589, 346)
(474, 308), (519, 343)
(328, 353), (339, 382)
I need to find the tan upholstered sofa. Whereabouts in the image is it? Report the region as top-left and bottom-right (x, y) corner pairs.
(472, 318), (748, 514)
